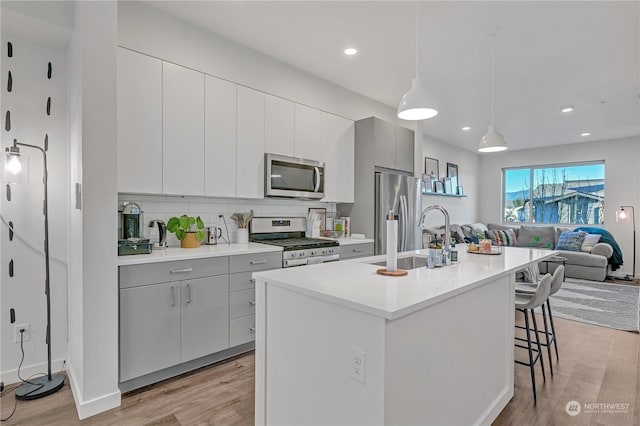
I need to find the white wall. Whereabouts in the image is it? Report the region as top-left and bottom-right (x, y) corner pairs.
(478, 137), (640, 278)
(66, 0), (120, 419)
(117, 1), (405, 127)
(0, 34), (69, 384)
(420, 133), (480, 228)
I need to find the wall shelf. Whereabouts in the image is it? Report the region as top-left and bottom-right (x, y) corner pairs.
(421, 192), (468, 198)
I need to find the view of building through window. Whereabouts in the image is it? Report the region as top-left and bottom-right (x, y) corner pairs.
(503, 162), (605, 224)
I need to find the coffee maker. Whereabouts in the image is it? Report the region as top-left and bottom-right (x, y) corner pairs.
(118, 202), (152, 255)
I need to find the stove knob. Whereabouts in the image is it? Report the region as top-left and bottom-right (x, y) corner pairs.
(310, 250), (315, 256)
(291, 252), (296, 258)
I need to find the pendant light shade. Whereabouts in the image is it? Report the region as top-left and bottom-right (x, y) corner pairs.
(397, 77), (438, 120)
(478, 30), (507, 152)
(478, 125), (507, 152)
(397, 1), (438, 121)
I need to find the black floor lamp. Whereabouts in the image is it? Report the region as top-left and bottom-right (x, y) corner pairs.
(5, 139), (65, 399)
(616, 205), (636, 282)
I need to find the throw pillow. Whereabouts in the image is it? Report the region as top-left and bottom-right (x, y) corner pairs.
(489, 229), (518, 246)
(581, 233), (602, 252)
(554, 226), (574, 247)
(516, 225), (555, 249)
(556, 231), (588, 251)
(487, 223), (520, 237)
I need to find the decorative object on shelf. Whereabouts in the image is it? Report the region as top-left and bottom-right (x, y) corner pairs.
(478, 29), (508, 153)
(167, 214), (206, 248)
(307, 207), (326, 238)
(421, 173), (433, 193)
(424, 157), (439, 180)
(3, 139), (66, 399)
(443, 177), (453, 194)
(616, 205), (636, 281)
(457, 186), (464, 196)
(397, 0), (438, 121)
(434, 180), (444, 193)
(447, 162), (459, 191)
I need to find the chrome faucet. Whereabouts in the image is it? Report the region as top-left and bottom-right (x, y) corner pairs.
(418, 205), (451, 249)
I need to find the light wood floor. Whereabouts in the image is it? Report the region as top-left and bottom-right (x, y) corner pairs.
(1, 314), (638, 426)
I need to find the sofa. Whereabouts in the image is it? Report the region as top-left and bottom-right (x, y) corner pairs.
(424, 222), (617, 282)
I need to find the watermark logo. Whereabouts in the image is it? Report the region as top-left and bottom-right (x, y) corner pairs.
(565, 401), (581, 416)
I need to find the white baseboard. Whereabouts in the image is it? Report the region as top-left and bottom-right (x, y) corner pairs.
(0, 358), (66, 385)
(67, 365), (121, 420)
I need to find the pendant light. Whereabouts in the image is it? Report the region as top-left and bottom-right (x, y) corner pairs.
(397, 1), (438, 121)
(478, 31), (507, 152)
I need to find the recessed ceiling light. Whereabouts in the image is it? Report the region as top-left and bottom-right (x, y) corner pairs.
(561, 106), (574, 113)
(344, 48), (357, 56)
(462, 126), (472, 131)
(581, 132), (591, 137)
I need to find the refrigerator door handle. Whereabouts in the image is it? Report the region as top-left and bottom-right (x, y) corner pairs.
(400, 195), (408, 251)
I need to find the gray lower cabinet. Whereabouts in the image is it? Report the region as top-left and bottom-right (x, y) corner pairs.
(340, 242), (374, 260)
(180, 276), (229, 362)
(120, 282), (181, 381)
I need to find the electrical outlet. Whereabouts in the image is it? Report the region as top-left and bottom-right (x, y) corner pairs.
(349, 347), (365, 384)
(14, 323), (30, 343)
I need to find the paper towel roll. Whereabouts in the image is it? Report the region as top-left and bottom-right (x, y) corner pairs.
(386, 219), (398, 272)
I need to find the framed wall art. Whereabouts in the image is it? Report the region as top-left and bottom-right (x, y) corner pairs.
(424, 157), (439, 180)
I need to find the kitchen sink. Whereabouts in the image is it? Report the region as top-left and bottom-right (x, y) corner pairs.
(369, 255), (427, 270)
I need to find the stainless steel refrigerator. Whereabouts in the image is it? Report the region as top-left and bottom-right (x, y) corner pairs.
(374, 170), (421, 255)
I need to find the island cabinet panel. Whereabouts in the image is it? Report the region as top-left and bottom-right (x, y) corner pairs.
(204, 75), (237, 197)
(181, 276), (230, 362)
(120, 282), (181, 381)
(117, 48), (162, 194)
(162, 62), (205, 196)
(236, 86), (265, 198)
(265, 94), (295, 156)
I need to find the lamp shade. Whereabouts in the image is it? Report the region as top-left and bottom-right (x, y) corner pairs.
(478, 125), (508, 152)
(2, 148), (28, 184)
(616, 208), (631, 223)
(397, 77), (438, 120)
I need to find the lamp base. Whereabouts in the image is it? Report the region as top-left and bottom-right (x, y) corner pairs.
(15, 374), (64, 400)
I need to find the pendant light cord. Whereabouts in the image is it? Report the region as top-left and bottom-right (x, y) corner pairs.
(415, 0), (419, 78)
(490, 32), (496, 125)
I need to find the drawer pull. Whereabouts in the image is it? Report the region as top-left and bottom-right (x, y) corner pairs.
(250, 278), (256, 283)
(249, 300), (256, 306)
(249, 327), (256, 333)
(170, 268), (193, 274)
(171, 286), (176, 307)
(249, 259), (267, 265)
(186, 283), (192, 304)
(353, 248), (363, 253)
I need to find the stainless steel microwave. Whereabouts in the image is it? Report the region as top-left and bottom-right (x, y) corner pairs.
(265, 153), (325, 199)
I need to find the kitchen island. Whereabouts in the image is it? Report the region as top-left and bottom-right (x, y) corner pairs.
(253, 246), (556, 425)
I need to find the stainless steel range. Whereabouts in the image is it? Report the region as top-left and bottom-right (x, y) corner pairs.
(250, 217), (339, 268)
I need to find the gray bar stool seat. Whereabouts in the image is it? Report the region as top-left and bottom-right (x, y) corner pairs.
(515, 272), (552, 404)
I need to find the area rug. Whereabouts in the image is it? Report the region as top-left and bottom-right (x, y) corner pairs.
(542, 278), (640, 332)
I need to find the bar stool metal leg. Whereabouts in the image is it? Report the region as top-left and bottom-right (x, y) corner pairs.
(547, 299), (559, 360)
(530, 309), (546, 383)
(541, 304), (553, 377)
(523, 309), (537, 404)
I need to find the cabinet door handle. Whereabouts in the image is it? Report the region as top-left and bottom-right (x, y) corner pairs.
(249, 300), (256, 306)
(353, 248), (363, 253)
(170, 268), (193, 274)
(186, 283), (191, 304)
(249, 327), (256, 333)
(249, 278), (256, 283)
(249, 260), (267, 265)
(171, 286), (176, 307)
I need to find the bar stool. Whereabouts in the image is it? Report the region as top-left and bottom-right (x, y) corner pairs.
(516, 265), (564, 370)
(515, 273), (552, 404)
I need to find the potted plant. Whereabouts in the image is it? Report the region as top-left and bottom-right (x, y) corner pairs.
(167, 215), (206, 248)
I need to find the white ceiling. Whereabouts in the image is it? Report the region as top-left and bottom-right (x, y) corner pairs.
(146, 1), (639, 152)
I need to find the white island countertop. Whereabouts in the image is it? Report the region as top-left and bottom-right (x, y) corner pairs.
(254, 245), (557, 320)
(117, 242), (282, 266)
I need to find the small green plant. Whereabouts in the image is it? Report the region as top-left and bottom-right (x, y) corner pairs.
(167, 215), (206, 242)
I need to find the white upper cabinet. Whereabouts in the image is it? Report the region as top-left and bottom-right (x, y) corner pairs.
(117, 48), (162, 194)
(265, 94), (295, 156)
(294, 104), (322, 161)
(395, 125), (414, 174)
(321, 113), (355, 203)
(205, 76), (237, 197)
(162, 62), (205, 196)
(236, 86), (265, 199)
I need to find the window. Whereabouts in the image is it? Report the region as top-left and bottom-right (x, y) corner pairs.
(503, 162), (605, 225)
